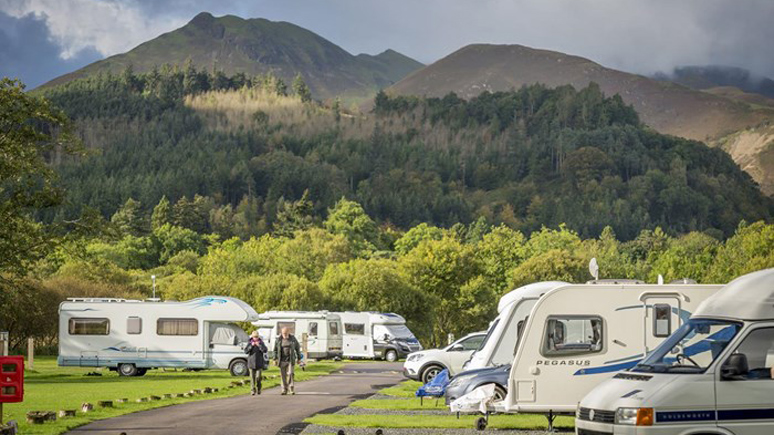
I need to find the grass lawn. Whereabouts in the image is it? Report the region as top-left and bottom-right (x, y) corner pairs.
(375, 380), (422, 398)
(305, 414), (575, 430)
(4, 356), (342, 434)
(307, 379), (575, 431)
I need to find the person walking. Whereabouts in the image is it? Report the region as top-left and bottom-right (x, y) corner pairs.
(274, 326), (302, 395)
(244, 331), (267, 396)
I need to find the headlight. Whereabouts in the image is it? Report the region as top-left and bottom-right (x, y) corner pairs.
(615, 407), (653, 426)
(407, 353), (423, 362)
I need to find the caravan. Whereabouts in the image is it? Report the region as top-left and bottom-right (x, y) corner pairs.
(465, 281), (569, 371)
(577, 268), (774, 435)
(335, 312), (422, 361)
(494, 281), (723, 428)
(252, 311), (343, 360)
(58, 296), (258, 376)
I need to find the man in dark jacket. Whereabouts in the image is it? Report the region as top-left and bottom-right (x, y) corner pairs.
(274, 327), (302, 395)
(244, 331), (268, 395)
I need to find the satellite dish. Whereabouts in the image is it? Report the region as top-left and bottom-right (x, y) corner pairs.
(658, 274), (664, 285)
(588, 258), (599, 281)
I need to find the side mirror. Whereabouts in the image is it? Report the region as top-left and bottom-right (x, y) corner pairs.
(449, 344), (464, 352)
(233, 336), (239, 345)
(721, 353), (749, 380)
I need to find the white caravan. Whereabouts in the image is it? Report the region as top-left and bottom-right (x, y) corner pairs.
(495, 281), (723, 429)
(252, 311), (343, 360)
(335, 312), (422, 361)
(577, 268), (774, 435)
(465, 281), (570, 371)
(58, 296), (258, 376)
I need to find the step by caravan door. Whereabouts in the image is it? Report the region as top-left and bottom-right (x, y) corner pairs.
(641, 293), (684, 354)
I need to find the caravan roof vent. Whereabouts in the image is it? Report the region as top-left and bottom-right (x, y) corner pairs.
(586, 279), (645, 285)
(669, 278), (697, 284)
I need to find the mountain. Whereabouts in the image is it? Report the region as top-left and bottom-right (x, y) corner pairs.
(655, 65), (774, 99)
(39, 12), (423, 101)
(389, 44), (774, 194)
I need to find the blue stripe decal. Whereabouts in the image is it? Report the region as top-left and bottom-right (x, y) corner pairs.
(718, 408), (774, 421)
(575, 359), (641, 375)
(657, 410), (716, 422)
(656, 408), (774, 423)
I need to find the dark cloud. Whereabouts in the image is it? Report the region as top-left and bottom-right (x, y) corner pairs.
(0, 11), (100, 89)
(1, 0), (773, 88)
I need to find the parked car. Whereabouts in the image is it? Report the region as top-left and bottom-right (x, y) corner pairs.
(445, 364), (510, 405)
(403, 332), (486, 384)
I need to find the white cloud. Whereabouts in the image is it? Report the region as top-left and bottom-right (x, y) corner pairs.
(1, 0), (185, 59)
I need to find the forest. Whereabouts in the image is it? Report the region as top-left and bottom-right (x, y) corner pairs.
(3, 65), (774, 352)
(38, 64), (772, 240)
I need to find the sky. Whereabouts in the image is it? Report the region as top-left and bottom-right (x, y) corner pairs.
(2, 0), (774, 89)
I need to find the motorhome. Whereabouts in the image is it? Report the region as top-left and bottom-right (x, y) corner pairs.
(252, 311), (343, 360)
(577, 268), (774, 435)
(58, 296), (258, 376)
(465, 281), (569, 371)
(495, 281), (724, 429)
(335, 312), (422, 361)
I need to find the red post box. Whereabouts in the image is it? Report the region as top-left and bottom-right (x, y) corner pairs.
(0, 356), (24, 403)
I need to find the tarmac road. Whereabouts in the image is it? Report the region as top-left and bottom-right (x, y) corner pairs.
(68, 362), (403, 435)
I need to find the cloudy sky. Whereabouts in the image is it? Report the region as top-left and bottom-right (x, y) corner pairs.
(2, 0), (774, 89)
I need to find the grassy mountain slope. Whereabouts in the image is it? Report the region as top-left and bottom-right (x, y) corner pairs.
(39, 12), (422, 102)
(389, 44), (774, 193)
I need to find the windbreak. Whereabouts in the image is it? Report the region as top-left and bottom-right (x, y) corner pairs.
(210, 323), (249, 344)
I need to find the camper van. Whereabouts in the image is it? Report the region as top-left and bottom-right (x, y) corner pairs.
(465, 281), (569, 371)
(252, 311), (343, 360)
(577, 268), (774, 435)
(58, 296), (259, 376)
(493, 281), (724, 429)
(335, 312), (422, 361)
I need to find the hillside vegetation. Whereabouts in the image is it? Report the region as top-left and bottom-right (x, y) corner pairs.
(39, 12), (423, 103)
(42, 66), (772, 242)
(5, 72), (774, 352)
(389, 44), (774, 193)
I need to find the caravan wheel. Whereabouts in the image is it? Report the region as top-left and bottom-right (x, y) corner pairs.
(385, 350), (398, 362)
(118, 363), (139, 377)
(229, 359), (248, 377)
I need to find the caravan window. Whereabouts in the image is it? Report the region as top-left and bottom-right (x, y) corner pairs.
(329, 321), (340, 336)
(69, 318), (110, 335)
(542, 316), (603, 356)
(345, 323), (365, 335)
(653, 304), (672, 337)
(157, 318), (198, 336)
(127, 317), (142, 334)
(277, 322), (296, 335)
(308, 322), (318, 337)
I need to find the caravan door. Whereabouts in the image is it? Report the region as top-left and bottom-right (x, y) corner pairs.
(343, 322), (371, 357)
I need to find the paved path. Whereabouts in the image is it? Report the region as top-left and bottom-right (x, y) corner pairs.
(68, 363), (403, 435)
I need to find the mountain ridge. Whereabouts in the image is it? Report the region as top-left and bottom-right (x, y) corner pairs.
(39, 12), (424, 102)
(389, 43), (774, 194)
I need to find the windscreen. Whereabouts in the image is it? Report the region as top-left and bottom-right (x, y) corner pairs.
(477, 318), (502, 351)
(490, 299), (538, 365)
(374, 324), (415, 340)
(632, 319), (741, 374)
(209, 323), (249, 344)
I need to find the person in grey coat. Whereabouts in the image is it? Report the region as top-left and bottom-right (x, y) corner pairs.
(244, 331), (268, 395)
(274, 327), (302, 395)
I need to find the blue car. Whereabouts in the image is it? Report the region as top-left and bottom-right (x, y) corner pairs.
(444, 364), (510, 405)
